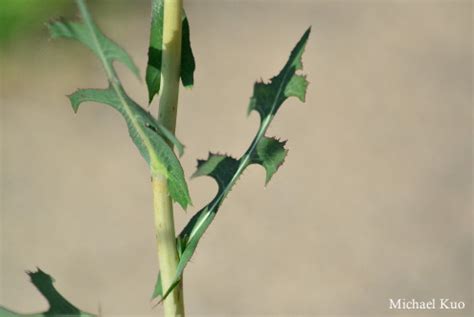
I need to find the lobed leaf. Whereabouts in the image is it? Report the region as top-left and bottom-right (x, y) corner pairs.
(247, 28), (310, 120)
(0, 268), (95, 316)
(154, 27), (311, 301)
(146, 0), (196, 103)
(193, 154), (240, 190)
(284, 74), (309, 102)
(250, 137), (288, 185)
(48, 0), (191, 209)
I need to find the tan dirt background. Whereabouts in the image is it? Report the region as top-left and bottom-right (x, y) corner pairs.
(1, 0), (472, 316)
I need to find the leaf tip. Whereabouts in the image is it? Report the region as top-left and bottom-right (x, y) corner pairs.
(301, 26), (312, 44)
(183, 83), (194, 90)
(67, 93), (80, 113)
(147, 93), (155, 105)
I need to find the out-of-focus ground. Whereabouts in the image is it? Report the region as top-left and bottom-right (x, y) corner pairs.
(0, 0), (472, 316)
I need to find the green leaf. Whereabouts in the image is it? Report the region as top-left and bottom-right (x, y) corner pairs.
(146, 0), (196, 103)
(145, 0), (164, 103)
(48, 16), (139, 80)
(180, 12), (195, 88)
(250, 137), (288, 184)
(284, 74), (309, 102)
(247, 28), (310, 118)
(153, 27), (311, 301)
(193, 154), (240, 190)
(0, 268), (95, 316)
(69, 87), (189, 208)
(151, 271), (163, 299)
(48, 0), (191, 209)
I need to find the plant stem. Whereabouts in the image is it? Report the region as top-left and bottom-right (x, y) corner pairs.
(158, 0), (183, 130)
(152, 0), (185, 316)
(152, 176), (184, 316)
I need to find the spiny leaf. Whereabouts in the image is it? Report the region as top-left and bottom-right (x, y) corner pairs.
(0, 268), (95, 316)
(247, 28), (310, 119)
(250, 137), (288, 184)
(284, 74), (309, 102)
(193, 153), (240, 190)
(48, 0), (191, 209)
(153, 27), (311, 301)
(146, 0), (196, 103)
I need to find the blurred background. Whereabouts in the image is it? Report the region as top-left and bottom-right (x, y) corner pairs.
(1, 0), (472, 316)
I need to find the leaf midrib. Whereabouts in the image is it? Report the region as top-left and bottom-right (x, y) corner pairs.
(161, 59), (295, 302)
(186, 67), (292, 243)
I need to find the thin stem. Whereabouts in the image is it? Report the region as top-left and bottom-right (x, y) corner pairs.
(152, 0), (185, 316)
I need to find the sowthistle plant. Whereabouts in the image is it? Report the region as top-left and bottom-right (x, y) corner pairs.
(0, 0), (310, 316)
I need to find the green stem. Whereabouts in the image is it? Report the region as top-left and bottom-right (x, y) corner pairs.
(158, 0), (183, 131)
(153, 0), (185, 316)
(152, 175), (184, 316)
